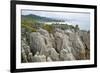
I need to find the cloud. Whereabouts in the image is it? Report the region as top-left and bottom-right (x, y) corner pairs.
(21, 10), (90, 30)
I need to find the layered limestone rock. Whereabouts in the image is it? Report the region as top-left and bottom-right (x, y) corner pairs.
(21, 28), (90, 63)
(30, 32), (46, 55)
(46, 48), (59, 61)
(79, 31), (90, 59)
(60, 49), (75, 61)
(33, 54), (46, 62)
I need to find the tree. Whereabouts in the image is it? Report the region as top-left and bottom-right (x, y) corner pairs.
(75, 24), (79, 32)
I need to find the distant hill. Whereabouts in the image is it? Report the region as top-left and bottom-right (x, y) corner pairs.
(21, 14), (64, 22)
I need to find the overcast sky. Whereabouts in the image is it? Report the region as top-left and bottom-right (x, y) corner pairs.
(22, 10), (90, 30)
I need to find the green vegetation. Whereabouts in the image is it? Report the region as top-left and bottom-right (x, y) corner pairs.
(42, 24), (54, 33)
(22, 14), (64, 23)
(51, 23), (75, 30)
(69, 25), (75, 29)
(21, 20), (77, 33)
(75, 25), (79, 32)
(22, 24), (37, 32)
(75, 25), (79, 30)
(21, 14), (80, 34)
(21, 18), (38, 32)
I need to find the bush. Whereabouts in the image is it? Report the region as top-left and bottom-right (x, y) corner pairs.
(42, 24), (54, 33)
(69, 25), (75, 29)
(22, 24), (37, 32)
(60, 24), (68, 30)
(75, 25), (79, 30)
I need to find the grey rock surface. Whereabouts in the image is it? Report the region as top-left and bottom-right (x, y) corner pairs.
(21, 28), (90, 63)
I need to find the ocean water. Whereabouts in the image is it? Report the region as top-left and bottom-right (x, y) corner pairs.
(67, 20), (90, 31)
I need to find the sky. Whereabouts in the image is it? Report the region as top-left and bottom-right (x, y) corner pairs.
(22, 10), (90, 30)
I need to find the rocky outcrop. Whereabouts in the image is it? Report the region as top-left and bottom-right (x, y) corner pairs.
(21, 28), (90, 63)
(33, 54), (46, 62)
(60, 49), (75, 61)
(30, 32), (46, 55)
(47, 48), (59, 61)
(79, 31), (90, 59)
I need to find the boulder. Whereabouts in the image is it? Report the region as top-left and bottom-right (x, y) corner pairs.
(47, 48), (59, 61)
(33, 54), (46, 62)
(27, 52), (34, 62)
(30, 29), (53, 56)
(60, 49), (75, 61)
(65, 31), (86, 59)
(79, 31), (90, 49)
(21, 48), (28, 62)
(38, 28), (53, 48)
(54, 29), (71, 53)
(37, 28), (49, 37)
(30, 32), (47, 55)
(47, 57), (52, 62)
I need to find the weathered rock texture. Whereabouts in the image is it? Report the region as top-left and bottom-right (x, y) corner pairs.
(21, 28), (90, 63)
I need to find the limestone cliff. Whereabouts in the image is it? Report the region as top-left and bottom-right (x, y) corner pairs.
(21, 28), (90, 63)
